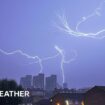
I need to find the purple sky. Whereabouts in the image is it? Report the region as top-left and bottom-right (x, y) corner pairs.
(0, 0), (105, 88)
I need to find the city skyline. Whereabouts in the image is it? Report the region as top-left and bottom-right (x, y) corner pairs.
(20, 73), (58, 91)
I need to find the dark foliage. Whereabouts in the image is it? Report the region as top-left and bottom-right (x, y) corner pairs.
(0, 79), (23, 105)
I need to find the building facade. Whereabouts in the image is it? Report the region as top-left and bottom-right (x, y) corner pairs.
(84, 86), (105, 105)
(46, 75), (57, 91)
(33, 73), (44, 89)
(20, 75), (32, 89)
(50, 93), (84, 105)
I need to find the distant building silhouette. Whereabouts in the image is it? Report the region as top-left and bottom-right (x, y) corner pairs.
(33, 73), (44, 89)
(20, 73), (58, 92)
(29, 88), (45, 104)
(23, 88), (45, 105)
(46, 75), (57, 91)
(63, 82), (68, 89)
(20, 77), (26, 89)
(20, 75), (32, 89)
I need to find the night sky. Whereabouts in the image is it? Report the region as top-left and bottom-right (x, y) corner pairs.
(0, 0), (105, 88)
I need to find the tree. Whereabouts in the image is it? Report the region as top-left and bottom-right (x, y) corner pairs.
(0, 79), (23, 105)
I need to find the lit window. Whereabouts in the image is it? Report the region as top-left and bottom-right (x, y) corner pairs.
(56, 102), (60, 105)
(50, 99), (53, 102)
(65, 100), (69, 105)
(81, 101), (84, 105)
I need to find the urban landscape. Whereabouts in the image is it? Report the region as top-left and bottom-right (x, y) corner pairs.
(0, 0), (105, 105)
(18, 73), (105, 105)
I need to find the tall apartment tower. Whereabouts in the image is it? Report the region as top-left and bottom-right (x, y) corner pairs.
(63, 82), (68, 89)
(20, 77), (26, 88)
(33, 73), (44, 89)
(20, 75), (32, 89)
(45, 75), (57, 91)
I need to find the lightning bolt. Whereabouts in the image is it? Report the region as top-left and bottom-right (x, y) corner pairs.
(55, 0), (105, 39)
(0, 46), (77, 85)
(0, 49), (59, 73)
(76, 0), (105, 32)
(54, 45), (77, 84)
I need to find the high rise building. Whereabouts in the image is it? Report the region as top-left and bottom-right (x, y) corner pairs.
(25, 75), (32, 88)
(63, 82), (68, 89)
(20, 75), (32, 89)
(20, 77), (26, 88)
(33, 73), (44, 89)
(45, 75), (57, 91)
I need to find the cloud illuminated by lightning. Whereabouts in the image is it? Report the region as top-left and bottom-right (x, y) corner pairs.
(54, 45), (77, 84)
(0, 49), (59, 73)
(55, 0), (105, 39)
